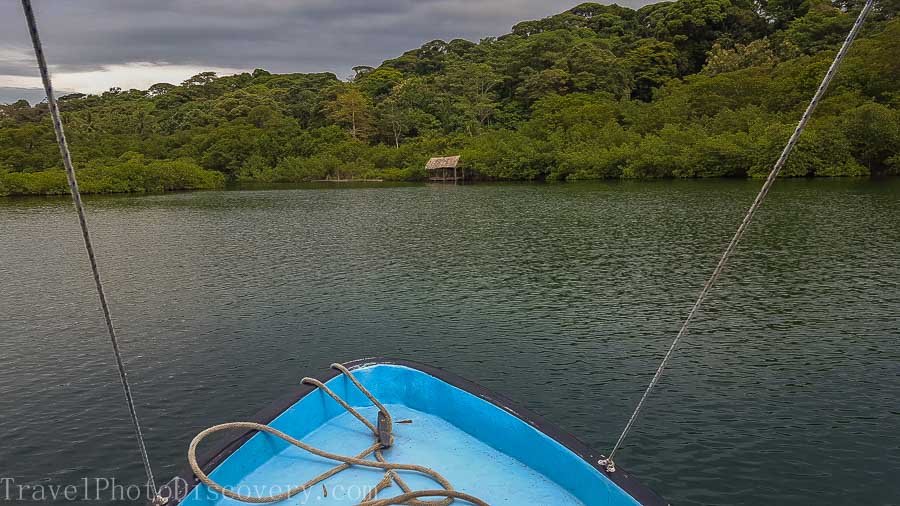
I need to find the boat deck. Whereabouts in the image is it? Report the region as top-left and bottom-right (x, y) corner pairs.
(173, 362), (651, 506)
(234, 404), (584, 505)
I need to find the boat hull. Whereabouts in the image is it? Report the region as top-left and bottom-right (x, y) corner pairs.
(161, 359), (667, 505)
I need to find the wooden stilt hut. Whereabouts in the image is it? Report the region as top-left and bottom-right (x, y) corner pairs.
(426, 155), (463, 183)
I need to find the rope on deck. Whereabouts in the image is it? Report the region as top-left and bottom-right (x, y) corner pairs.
(188, 364), (488, 506)
(598, 0), (877, 473)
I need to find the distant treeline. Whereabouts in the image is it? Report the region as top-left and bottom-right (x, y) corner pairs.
(2, 0), (899, 195)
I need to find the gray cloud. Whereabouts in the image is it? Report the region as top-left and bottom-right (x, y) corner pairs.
(1, 1), (653, 82)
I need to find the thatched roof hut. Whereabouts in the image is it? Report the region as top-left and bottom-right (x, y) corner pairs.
(425, 156), (461, 171)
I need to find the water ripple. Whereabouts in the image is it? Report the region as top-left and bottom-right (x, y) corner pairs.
(0, 179), (898, 505)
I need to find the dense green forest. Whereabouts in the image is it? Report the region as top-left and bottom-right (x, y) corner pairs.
(1, 0), (899, 195)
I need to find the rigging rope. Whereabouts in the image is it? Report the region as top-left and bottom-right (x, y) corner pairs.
(599, 0), (877, 472)
(188, 364), (487, 506)
(19, 1), (164, 504)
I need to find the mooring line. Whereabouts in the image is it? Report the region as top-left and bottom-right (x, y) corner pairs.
(19, 1), (163, 503)
(599, 0), (876, 472)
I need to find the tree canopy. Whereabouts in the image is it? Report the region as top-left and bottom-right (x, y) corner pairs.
(2, 0), (898, 195)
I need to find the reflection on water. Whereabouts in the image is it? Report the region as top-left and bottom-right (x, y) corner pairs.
(1, 179), (898, 505)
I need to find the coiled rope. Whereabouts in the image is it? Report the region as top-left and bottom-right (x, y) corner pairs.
(19, 1), (164, 504)
(188, 364), (487, 506)
(599, 0), (877, 472)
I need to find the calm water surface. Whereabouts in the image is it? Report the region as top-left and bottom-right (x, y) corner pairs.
(1, 180), (898, 505)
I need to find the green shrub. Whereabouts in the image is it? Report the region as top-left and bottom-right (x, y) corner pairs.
(0, 155), (224, 196)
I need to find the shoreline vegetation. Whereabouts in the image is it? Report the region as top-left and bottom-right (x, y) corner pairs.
(0, 155), (224, 196)
(2, 1), (899, 197)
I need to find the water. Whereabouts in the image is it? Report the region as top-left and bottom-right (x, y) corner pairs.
(1, 179), (898, 505)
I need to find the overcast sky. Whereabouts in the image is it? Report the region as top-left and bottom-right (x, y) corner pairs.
(0, 0), (652, 102)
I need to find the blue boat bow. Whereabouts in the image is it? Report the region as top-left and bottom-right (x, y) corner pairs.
(161, 359), (667, 506)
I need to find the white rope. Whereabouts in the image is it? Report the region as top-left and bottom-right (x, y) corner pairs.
(188, 364), (488, 505)
(19, 1), (164, 503)
(599, 0), (877, 472)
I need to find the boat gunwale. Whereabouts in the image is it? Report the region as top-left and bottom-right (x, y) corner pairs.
(160, 358), (668, 506)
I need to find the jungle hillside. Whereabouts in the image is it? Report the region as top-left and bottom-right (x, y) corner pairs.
(1, 0), (899, 196)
